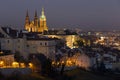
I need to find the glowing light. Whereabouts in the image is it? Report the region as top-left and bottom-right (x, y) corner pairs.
(0, 51), (3, 54)
(20, 63), (25, 68)
(0, 61), (4, 68)
(29, 63), (33, 68)
(12, 62), (19, 68)
(57, 62), (60, 65)
(52, 61), (55, 65)
(61, 61), (64, 64)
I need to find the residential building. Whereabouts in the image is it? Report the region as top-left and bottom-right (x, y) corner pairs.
(0, 27), (56, 60)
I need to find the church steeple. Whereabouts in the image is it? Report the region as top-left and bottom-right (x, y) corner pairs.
(25, 10), (30, 31)
(25, 10), (30, 21)
(42, 7), (45, 16)
(40, 7), (46, 20)
(25, 10), (30, 24)
(24, 8), (48, 32)
(26, 10), (29, 17)
(34, 10), (38, 32)
(34, 10), (37, 17)
(34, 10), (38, 21)
(39, 7), (48, 32)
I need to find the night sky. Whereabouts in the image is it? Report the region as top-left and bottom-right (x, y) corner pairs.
(0, 0), (120, 30)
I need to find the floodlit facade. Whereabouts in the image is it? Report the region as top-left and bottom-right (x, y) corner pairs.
(25, 8), (48, 32)
(76, 53), (91, 69)
(45, 35), (78, 48)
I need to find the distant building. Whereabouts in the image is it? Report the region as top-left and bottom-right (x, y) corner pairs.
(45, 34), (77, 48)
(59, 52), (96, 70)
(25, 8), (48, 33)
(75, 53), (96, 70)
(24, 8), (78, 48)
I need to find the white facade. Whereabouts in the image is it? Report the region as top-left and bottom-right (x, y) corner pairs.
(0, 38), (28, 58)
(27, 39), (56, 60)
(0, 37), (56, 60)
(75, 53), (96, 70)
(0, 27), (56, 60)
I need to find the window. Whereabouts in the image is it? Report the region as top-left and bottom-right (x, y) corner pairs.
(7, 40), (9, 43)
(45, 42), (47, 46)
(40, 43), (42, 45)
(26, 45), (29, 47)
(18, 40), (20, 42)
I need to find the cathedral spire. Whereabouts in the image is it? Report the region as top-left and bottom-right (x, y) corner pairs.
(25, 10), (30, 23)
(34, 10), (37, 17)
(40, 7), (46, 20)
(42, 7), (44, 15)
(39, 7), (48, 32)
(26, 10), (29, 17)
(34, 10), (38, 31)
(25, 10), (30, 31)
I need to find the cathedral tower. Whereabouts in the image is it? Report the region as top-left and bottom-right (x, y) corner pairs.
(25, 11), (30, 32)
(34, 10), (39, 32)
(24, 8), (48, 32)
(39, 8), (48, 32)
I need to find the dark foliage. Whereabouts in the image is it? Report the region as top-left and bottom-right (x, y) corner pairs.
(0, 71), (4, 80)
(29, 54), (54, 76)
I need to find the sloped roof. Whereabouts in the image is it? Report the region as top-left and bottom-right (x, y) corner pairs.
(1, 27), (18, 38)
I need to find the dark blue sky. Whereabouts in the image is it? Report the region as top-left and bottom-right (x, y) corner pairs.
(0, 0), (120, 30)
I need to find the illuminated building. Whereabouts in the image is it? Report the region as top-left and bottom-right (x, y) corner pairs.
(0, 54), (15, 68)
(25, 8), (48, 32)
(45, 34), (78, 48)
(0, 52), (28, 68)
(39, 8), (48, 32)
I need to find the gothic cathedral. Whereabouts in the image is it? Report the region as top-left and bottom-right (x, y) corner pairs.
(24, 8), (48, 32)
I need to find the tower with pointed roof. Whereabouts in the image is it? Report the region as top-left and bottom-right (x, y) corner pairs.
(34, 10), (39, 32)
(25, 10), (30, 32)
(24, 8), (48, 32)
(38, 7), (48, 32)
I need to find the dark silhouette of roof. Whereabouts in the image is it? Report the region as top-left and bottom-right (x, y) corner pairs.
(1, 27), (18, 38)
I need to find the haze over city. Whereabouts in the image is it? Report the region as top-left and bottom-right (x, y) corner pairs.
(0, 0), (120, 30)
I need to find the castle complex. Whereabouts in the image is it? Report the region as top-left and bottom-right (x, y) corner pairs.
(25, 8), (48, 32)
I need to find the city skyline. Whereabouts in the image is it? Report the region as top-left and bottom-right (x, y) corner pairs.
(0, 0), (120, 30)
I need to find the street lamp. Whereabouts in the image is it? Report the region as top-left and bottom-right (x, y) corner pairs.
(12, 62), (19, 68)
(0, 61), (4, 68)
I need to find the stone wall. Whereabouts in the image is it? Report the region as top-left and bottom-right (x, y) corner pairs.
(0, 68), (32, 76)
